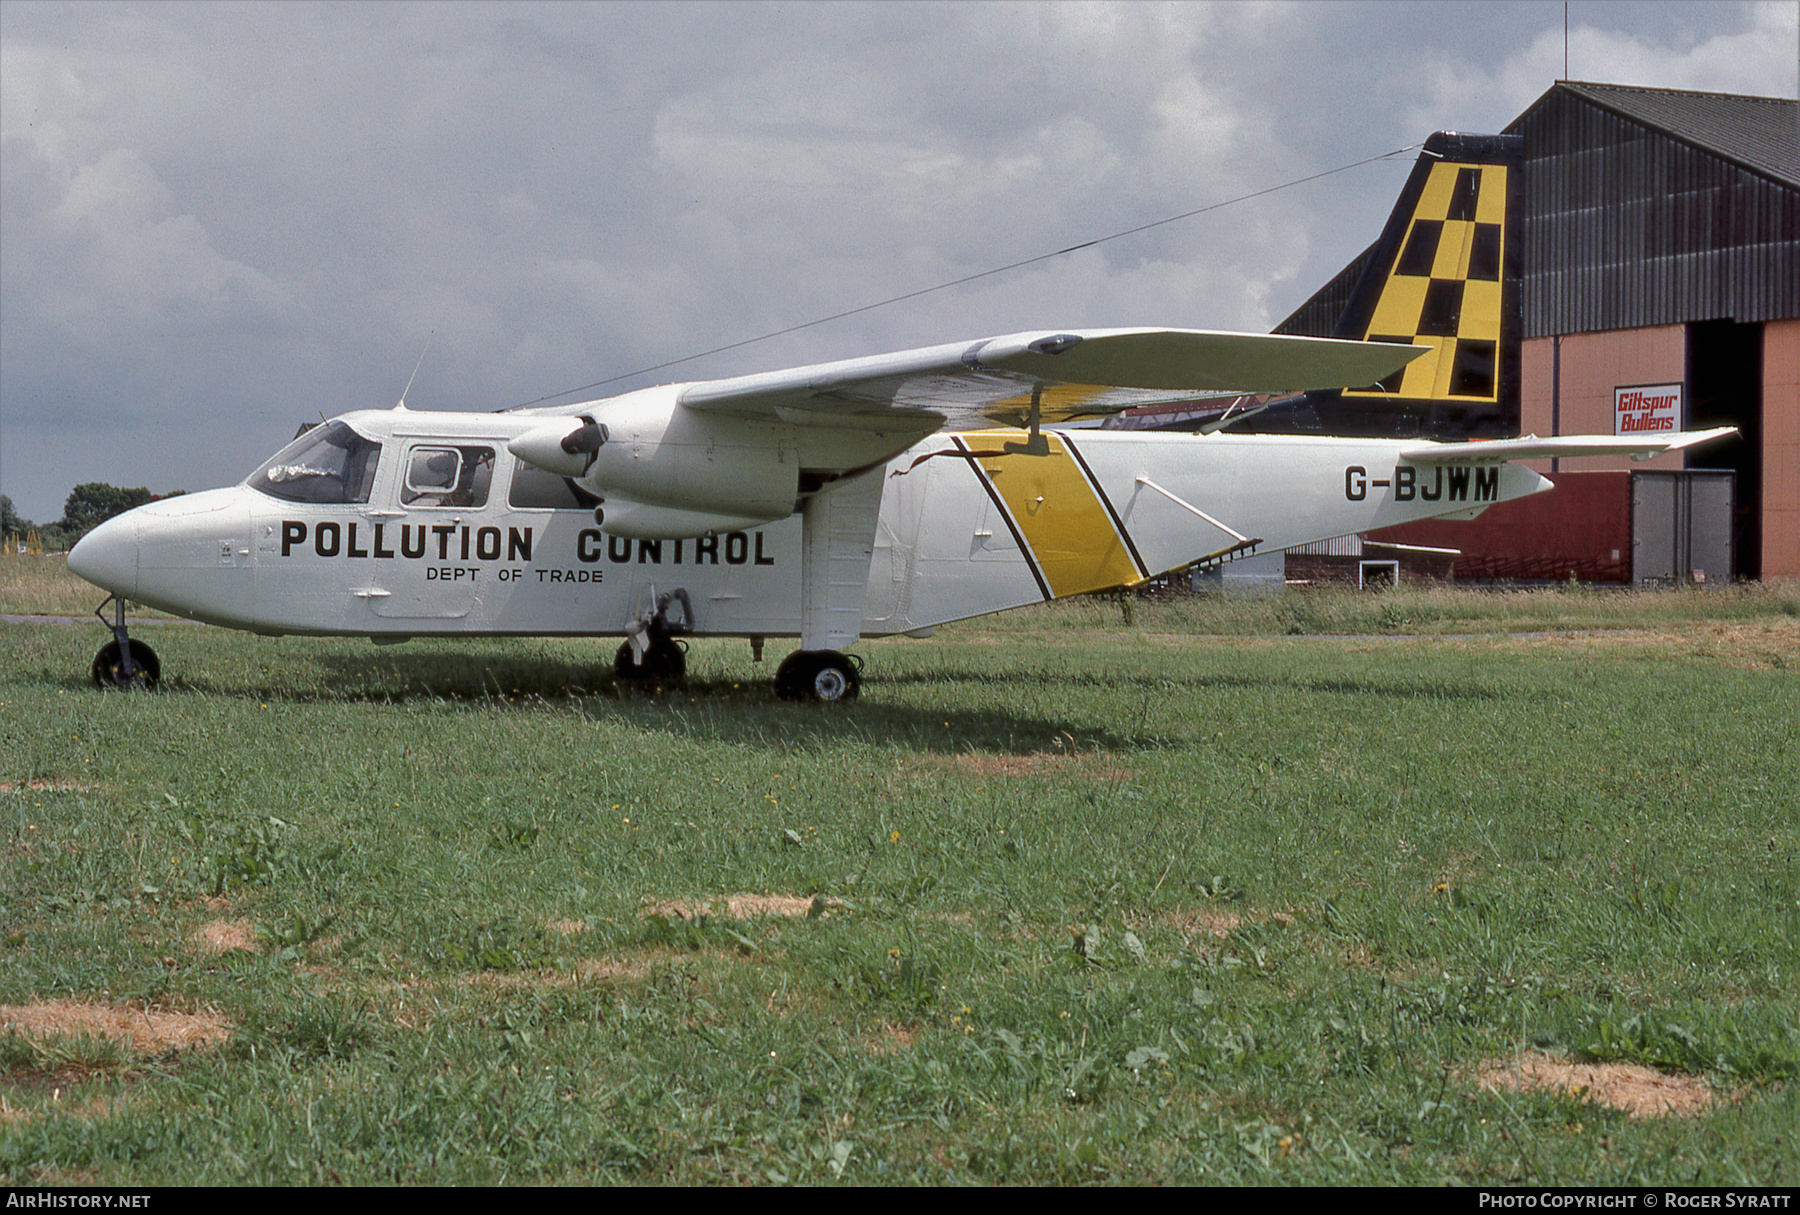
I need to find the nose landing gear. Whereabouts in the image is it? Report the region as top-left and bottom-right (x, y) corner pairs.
(89, 596), (159, 690)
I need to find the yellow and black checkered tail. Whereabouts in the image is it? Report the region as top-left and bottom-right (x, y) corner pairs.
(1263, 131), (1522, 439)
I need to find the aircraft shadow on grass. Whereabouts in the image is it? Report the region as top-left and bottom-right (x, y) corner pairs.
(874, 667), (1505, 702)
(214, 650), (1506, 755)
(41, 631), (1505, 748)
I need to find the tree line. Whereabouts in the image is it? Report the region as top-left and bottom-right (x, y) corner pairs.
(1, 484), (185, 552)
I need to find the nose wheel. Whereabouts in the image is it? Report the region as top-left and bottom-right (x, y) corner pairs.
(92, 638), (160, 689)
(89, 596), (159, 689)
(775, 650), (860, 702)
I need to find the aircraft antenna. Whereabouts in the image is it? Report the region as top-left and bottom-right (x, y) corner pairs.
(511, 144), (1422, 410)
(396, 332), (434, 411)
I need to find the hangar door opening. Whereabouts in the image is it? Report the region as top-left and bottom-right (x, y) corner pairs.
(1686, 320), (1762, 580)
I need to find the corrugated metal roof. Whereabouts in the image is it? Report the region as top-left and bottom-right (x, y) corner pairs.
(1509, 84), (1799, 334)
(1527, 82), (1799, 188)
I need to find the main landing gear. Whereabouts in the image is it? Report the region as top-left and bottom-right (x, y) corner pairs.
(775, 649), (861, 703)
(90, 596), (159, 690)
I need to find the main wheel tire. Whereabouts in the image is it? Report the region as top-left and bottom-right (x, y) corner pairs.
(91, 639), (160, 690)
(614, 636), (686, 683)
(775, 650), (859, 702)
(773, 651), (813, 701)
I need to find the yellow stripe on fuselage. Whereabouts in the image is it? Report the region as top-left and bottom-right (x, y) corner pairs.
(968, 430), (1142, 598)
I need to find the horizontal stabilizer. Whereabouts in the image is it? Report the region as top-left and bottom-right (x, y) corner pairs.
(1398, 427), (1737, 464)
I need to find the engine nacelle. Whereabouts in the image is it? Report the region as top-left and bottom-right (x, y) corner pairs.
(507, 385), (795, 536)
(592, 498), (779, 540)
(510, 385), (798, 537)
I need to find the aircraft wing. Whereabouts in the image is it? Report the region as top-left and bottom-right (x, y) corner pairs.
(1398, 427), (1738, 463)
(676, 329), (1427, 432)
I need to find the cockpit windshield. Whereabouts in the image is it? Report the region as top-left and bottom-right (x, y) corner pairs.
(247, 421), (382, 504)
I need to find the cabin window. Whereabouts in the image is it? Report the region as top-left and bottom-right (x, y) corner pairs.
(400, 444), (495, 508)
(507, 457), (603, 510)
(247, 421), (382, 504)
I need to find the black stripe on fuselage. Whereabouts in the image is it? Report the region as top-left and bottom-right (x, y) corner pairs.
(1057, 433), (1150, 582)
(952, 435), (1052, 601)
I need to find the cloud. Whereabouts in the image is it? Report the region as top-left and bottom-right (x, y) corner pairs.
(0, 1), (1790, 523)
(47, 147), (290, 330)
(1401, 0), (1797, 134)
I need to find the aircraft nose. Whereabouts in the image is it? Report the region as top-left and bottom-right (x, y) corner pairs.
(67, 512), (140, 597)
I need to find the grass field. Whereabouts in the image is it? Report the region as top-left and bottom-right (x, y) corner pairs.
(2, 555), (1796, 1184)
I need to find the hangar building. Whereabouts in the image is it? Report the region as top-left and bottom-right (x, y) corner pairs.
(1277, 81), (1798, 583)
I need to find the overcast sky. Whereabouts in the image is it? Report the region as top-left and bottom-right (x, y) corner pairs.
(2, 0), (1794, 522)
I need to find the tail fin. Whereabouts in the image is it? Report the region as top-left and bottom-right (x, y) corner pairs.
(1254, 131), (1523, 439)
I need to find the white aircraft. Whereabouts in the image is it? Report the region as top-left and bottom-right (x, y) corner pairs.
(67, 135), (1734, 700)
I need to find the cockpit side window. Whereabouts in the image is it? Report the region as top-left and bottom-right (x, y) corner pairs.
(401, 445), (495, 508)
(247, 421), (382, 504)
